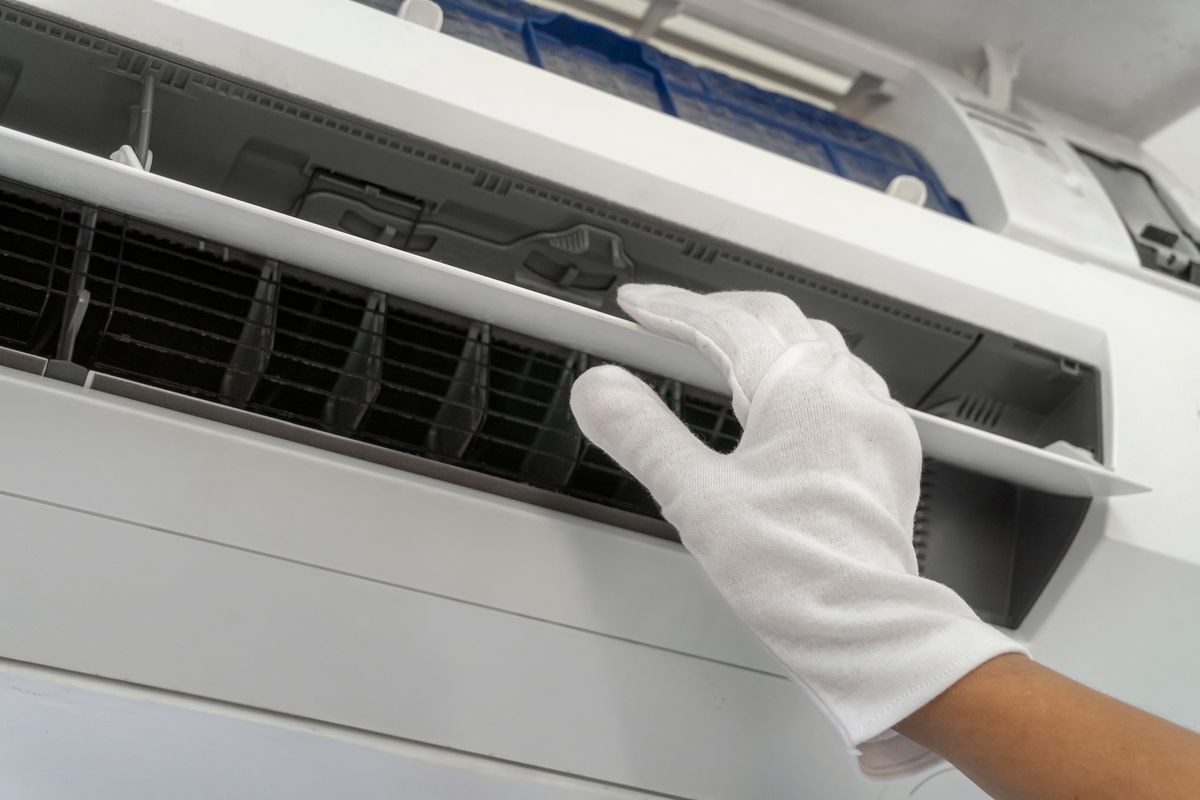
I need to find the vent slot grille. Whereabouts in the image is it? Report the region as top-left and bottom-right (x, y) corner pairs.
(0, 189), (75, 351)
(0, 180), (742, 529)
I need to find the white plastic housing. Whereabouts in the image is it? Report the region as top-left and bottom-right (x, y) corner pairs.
(1, 3), (1200, 800)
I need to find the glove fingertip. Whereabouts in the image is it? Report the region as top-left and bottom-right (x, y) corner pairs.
(570, 364), (713, 492)
(615, 283), (696, 317)
(569, 364), (663, 453)
(616, 282), (672, 305)
(569, 364), (634, 430)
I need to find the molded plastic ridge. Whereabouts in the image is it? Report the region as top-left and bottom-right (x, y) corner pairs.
(0, 126), (1148, 498)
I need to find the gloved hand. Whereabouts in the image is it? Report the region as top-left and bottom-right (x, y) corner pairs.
(570, 285), (1026, 777)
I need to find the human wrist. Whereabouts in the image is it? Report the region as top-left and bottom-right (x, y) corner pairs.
(894, 652), (1035, 745)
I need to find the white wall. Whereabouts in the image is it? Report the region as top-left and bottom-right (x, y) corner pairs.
(1145, 106), (1200, 196)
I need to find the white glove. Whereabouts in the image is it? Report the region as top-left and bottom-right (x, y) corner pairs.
(570, 285), (1026, 777)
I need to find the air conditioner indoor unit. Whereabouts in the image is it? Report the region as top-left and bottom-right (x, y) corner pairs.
(0, 1), (1197, 798)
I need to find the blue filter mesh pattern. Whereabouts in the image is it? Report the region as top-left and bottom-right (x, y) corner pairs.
(362, 0), (970, 220)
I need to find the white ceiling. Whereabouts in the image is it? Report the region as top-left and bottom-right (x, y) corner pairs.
(773, 0), (1200, 139)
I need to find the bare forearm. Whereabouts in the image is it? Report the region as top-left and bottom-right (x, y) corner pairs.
(896, 654), (1200, 799)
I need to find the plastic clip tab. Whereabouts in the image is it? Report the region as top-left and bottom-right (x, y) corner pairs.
(886, 175), (928, 207)
(633, 0), (681, 40)
(110, 74), (156, 171)
(397, 0), (444, 31)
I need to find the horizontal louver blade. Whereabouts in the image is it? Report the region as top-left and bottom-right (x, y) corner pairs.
(0, 180), (744, 529)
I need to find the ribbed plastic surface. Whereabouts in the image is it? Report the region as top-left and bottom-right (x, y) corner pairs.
(358, 0), (969, 220)
(0, 180), (741, 525)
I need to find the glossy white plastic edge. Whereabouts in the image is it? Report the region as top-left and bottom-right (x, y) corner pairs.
(0, 126), (1147, 497)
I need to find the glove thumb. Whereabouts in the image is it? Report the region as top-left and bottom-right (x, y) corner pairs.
(570, 365), (714, 501)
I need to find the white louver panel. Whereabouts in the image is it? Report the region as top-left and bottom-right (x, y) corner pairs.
(0, 126), (1147, 499)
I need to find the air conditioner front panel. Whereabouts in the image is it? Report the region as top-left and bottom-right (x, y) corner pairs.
(3, 1), (1200, 797)
(0, 5), (1113, 458)
(0, 0), (1148, 629)
(0, 361), (777, 674)
(0, 483), (874, 800)
(0, 127), (1136, 628)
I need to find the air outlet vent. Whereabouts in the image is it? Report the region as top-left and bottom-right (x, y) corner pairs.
(0, 179), (742, 534)
(0, 188), (73, 351)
